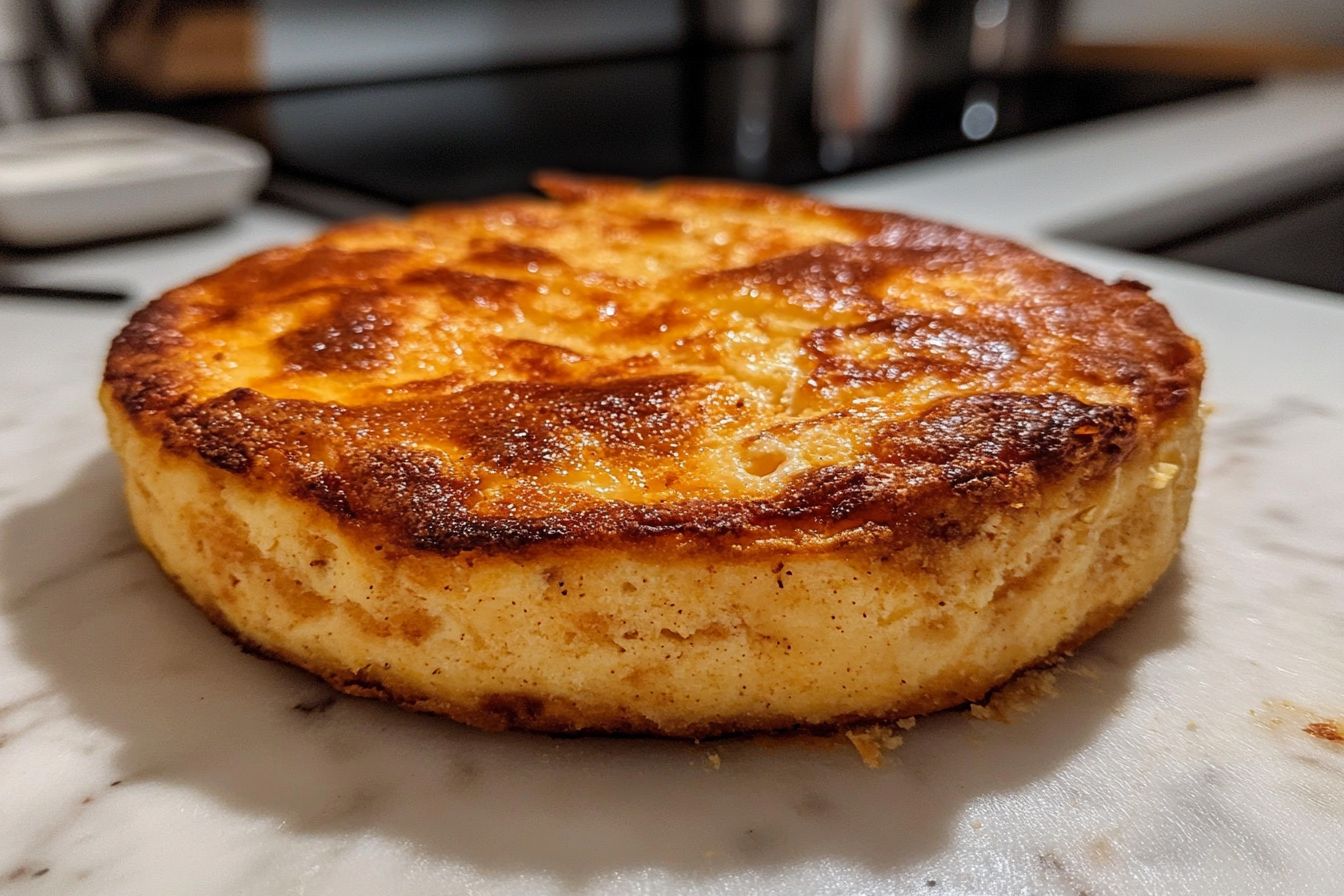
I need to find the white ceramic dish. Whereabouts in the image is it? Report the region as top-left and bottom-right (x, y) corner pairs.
(0, 113), (268, 248)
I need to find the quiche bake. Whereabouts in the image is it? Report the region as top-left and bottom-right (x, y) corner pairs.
(101, 174), (1203, 736)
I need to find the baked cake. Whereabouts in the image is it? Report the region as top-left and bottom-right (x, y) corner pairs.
(101, 174), (1204, 736)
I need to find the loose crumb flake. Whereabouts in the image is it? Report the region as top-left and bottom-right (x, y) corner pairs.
(1252, 699), (1344, 747)
(1304, 720), (1344, 744)
(845, 725), (904, 768)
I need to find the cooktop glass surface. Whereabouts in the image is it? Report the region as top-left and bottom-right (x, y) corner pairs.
(167, 50), (1251, 207)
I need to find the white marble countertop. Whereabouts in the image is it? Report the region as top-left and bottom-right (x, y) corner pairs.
(2, 76), (1343, 895)
(812, 73), (1344, 245)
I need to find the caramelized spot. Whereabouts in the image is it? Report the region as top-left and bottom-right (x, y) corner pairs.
(467, 240), (565, 271)
(105, 298), (194, 413)
(335, 446), (482, 551)
(488, 338), (588, 380)
(280, 583), (333, 619)
(476, 693), (554, 730)
(275, 290), (401, 373)
(342, 601), (392, 638)
(391, 607), (441, 645)
(695, 243), (900, 317)
(694, 239), (982, 319)
(424, 375), (703, 472)
(200, 246), (413, 305)
(871, 392), (1138, 483)
(627, 215), (681, 235)
(803, 311), (1022, 392)
(399, 267), (523, 312)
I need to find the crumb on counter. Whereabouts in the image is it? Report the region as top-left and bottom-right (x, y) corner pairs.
(1304, 720), (1344, 744)
(845, 725), (904, 768)
(1251, 700), (1344, 749)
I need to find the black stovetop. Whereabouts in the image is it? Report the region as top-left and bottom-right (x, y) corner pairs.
(168, 49), (1251, 208)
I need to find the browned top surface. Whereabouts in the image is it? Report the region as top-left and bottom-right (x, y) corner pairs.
(104, 174), (1203, 555)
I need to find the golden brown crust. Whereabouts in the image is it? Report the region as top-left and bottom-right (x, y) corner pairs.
(104, 174), (1202, 558)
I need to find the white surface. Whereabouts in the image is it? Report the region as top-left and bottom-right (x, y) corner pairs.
(2, 78), (1344, 894)
(1065, 0), (1344, 47)
(0, 114), (268, 248)
(813, 74), (1344, 246)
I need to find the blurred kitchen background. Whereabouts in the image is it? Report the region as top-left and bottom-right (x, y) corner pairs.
(2, 0), (1342, 292)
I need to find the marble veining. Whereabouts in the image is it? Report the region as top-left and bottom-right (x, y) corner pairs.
(2, 235), (1343, 894)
